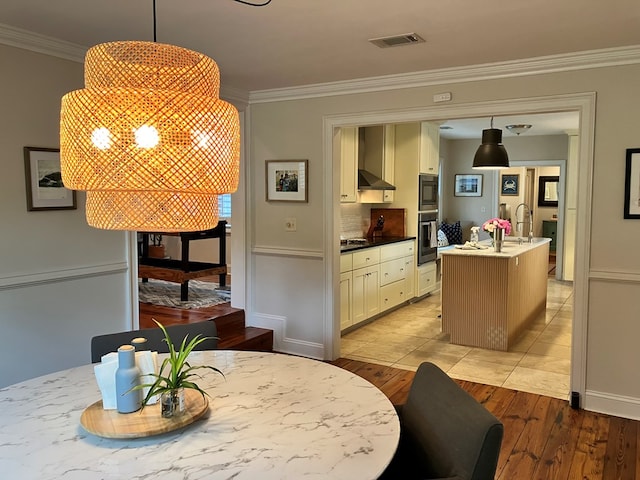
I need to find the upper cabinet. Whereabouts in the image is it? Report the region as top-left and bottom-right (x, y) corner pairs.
(420, 122), (440, 175)
(340, 127), (358, 203)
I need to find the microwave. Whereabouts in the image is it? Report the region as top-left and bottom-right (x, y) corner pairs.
(419, 174), (438, 211)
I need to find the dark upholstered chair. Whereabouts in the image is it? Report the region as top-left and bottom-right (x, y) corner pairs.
(91, 321), (218, 363)
(380, 362), (504, 480)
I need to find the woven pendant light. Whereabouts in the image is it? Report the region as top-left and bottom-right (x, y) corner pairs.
(60, 41), (240, 231)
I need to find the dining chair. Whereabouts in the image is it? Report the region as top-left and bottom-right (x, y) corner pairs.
(91, 320), (218, 363)
(380, 362), (504, 480)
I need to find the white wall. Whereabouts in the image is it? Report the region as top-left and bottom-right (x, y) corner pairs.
(247, 62), (640, 420)
(0, 44), (132, 387)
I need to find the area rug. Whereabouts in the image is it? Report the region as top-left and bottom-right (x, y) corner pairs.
(138, 279), (231, 309)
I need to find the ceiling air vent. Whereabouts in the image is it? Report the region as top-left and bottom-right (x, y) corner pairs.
(369, 33), (425, 48)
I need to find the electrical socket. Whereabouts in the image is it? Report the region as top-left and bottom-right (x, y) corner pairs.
(481, 206), (487, 213)
(285, 217), (297, 231)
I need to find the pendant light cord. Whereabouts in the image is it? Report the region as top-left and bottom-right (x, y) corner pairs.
(232, 0), (272, 6)
(153, 0), (157, 42)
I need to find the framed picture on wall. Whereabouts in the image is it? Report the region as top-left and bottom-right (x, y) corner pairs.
(501, 174), (520, 195)
(624, 148), (640, 219)
(454, 174), (483, 197)
(265, 159), (308, 202)
(23, 146), (77, 211)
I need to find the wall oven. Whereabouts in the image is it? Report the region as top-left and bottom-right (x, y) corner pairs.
(418, 212), (438, 265)
(419, 174), (438, 212)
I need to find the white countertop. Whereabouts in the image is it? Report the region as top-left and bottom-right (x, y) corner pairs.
(0, 350), (399, 480)
(440, 237), (551, 258)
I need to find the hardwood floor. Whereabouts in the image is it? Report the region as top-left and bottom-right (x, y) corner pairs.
(333, 358), (640, 480)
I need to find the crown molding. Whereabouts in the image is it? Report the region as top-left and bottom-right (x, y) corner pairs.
(249, 45), (640, 104)
(0, 22), (86, 62)
(2, 21), (638, 106)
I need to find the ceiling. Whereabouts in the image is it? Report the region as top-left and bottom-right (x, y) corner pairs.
(0, 0), (638, 137)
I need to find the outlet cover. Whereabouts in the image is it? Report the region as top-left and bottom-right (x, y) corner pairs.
(285, 217), (297, 231)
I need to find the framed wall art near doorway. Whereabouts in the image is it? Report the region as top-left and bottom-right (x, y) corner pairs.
(624, 148), (640, 219)
(454, 174), (483, 197)
(265, 159), (308, 202)
(501, 174), (520, 195)
(23, 146), (77, 211)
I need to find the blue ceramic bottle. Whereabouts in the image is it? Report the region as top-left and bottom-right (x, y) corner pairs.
(115, 345), (142, 413)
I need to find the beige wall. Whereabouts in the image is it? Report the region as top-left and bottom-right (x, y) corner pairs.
(248, 62), (640, 419)
(0, 44), (133, 387)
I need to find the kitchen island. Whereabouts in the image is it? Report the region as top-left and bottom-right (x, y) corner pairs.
(440, 238), (550, 351)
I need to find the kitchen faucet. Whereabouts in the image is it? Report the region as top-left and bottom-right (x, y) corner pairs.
(515, 203), (534, 242)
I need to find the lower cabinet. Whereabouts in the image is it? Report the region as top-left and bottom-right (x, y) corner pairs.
(352, 265), (380, 324)
(339, 271), (353, 330)
(404, 255), (415, 299)
(341, 240), (416, 332)
(417, 262), (437, 297)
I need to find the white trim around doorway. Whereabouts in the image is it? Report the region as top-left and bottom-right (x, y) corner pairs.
(323, 92), (596, 404)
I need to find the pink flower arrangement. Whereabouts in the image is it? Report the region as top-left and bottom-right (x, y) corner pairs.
(482, 217), (512, 236)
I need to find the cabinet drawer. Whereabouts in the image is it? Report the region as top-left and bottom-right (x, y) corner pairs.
(380, 280), (405, 310)
(380, 241), (414, 261)
(380, 257), (406, 286)
(340, 253), (353, 273)
(352, 247), (380, 270)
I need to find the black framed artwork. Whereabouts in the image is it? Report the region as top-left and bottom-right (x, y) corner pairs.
(500, 174), (519, 195)
(624, 148), (640, 219)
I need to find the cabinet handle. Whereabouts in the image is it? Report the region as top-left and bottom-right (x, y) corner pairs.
(400, 268), (404, 272)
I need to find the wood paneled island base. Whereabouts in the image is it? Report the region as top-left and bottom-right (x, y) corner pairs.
(441, 239), (550, 351)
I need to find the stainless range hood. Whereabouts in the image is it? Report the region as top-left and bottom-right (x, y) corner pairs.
(357, 125), (396, 191)
(357, 169), (396, 190)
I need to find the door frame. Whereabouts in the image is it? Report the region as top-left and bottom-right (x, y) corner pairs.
(324, 92), (595, 401)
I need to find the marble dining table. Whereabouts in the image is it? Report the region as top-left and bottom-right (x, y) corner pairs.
(0, 350), (400, 479)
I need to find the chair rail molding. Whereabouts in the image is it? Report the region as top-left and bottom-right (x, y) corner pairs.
(0, 262), (128, 290)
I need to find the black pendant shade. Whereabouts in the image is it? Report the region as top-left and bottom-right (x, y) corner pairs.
(473, 128), (509, 169)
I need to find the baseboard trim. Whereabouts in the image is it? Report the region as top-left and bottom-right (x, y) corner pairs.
(584, 389), (640, 421)
(248, 312), (324, 359)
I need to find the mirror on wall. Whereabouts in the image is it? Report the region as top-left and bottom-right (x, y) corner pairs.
(538, 176), (559, 207)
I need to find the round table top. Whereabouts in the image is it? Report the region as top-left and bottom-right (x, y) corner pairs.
(0, 350), (399, 479)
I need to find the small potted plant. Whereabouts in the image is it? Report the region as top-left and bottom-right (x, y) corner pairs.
(148, 234), (165, 258)
(137, 319), (224, 418)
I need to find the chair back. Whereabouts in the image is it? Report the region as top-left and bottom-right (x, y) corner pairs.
(91, 321), (218, 363)
(392, 362), (504, 480)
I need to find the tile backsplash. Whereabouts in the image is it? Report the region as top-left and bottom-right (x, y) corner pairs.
(340, 204), (370, 239)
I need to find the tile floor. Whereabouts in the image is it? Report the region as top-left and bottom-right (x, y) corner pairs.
(341, 278), (574, 400)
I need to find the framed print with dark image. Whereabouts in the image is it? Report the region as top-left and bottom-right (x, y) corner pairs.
(624, 148), (640, 219)
(24, 147), (77, 211)
(266, 159), (308, 202)
(454, 174), (483, 197)
(501, 174), (520, 195)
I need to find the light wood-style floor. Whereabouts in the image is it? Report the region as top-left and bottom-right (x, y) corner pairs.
(334, 358), (640, 480)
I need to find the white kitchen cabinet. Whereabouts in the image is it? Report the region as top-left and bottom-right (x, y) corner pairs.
(340, 253), (354, 329)
(380, 280), (406, 311)
(342, 241), (414, 332)
(340, 127), (358, 203)
(404, 255), (415, 300)
(352, 247), (380, 270)
(379, 240), (415, 310)
(420, 122), (440, 175)
(340, 271), (353, 330)
(352, 265), (380, 324)
(417, 261), (437, 297)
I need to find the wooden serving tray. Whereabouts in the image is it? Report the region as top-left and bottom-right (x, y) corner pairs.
(80, 389), (209, 439)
